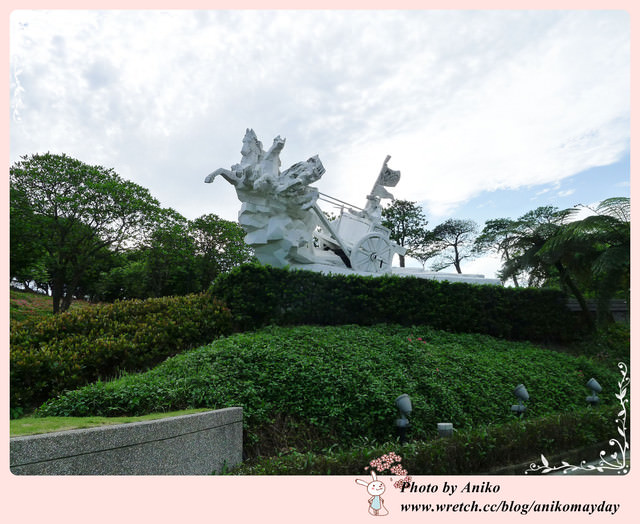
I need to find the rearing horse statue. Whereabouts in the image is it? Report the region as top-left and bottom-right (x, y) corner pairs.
(205, 129), (329, 267)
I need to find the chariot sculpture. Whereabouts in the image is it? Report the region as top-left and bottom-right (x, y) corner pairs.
(205, 129), (406, 274)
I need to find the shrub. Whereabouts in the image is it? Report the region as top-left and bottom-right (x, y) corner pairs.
(210, 263), (579, 342)
(233, 406), (621, 475)
(10, 293), (232, 411)
(570, 323), (631, 362)
(35, 325), (622, 458)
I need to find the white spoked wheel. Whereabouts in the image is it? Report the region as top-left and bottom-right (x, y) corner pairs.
(350, 233), (393, 273)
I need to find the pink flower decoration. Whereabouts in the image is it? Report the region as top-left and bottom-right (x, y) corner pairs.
(394, 475), (412, 489)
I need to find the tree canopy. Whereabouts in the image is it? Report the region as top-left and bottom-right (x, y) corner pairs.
(491, 199), (630, 328)
(473, 218), (522, 286)
(381, 199), (429, 267)
(11, 153), (163, 312)
(91, 211), (255, 302)
(430, 218), (479, 274)
(190, 212), (255, 284)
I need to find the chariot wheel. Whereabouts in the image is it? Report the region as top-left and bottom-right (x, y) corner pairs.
(350, 233), (393, 273)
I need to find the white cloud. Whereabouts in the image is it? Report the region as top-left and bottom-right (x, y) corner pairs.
(10, 10), (630, 224)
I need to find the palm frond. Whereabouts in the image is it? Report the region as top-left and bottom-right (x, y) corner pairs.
(596, 197), (630, 222)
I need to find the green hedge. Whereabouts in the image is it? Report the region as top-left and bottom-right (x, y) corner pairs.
(234, 406), (622, 475)
(10, 293), (232, 411)
(210, 264), (578, 341)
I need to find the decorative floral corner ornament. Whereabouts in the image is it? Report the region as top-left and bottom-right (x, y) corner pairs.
(525, 362), (629, 475)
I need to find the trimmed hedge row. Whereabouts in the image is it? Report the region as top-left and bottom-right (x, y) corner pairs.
(234, 406), (621, 475)
(10, 293), (232, 411)
(210, 264), (579, 341)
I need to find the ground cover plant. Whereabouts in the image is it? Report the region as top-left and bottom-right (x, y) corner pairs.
(35, 324), (622, 460)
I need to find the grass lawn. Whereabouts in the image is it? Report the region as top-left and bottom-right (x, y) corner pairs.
(10, 408), (212, 437)
(10, 288), (96, 324)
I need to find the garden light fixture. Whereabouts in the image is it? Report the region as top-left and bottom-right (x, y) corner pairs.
(511, 383), (529, 417)
(395, 394), (412, 444)
(586, 377), (602, 406)
(437, 422), (454, 437)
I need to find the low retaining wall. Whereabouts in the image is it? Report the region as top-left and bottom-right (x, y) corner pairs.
(10, 407), (243, 475)
(566, 298), (629, 323)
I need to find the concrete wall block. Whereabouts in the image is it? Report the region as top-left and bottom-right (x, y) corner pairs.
(10, 407), (243, 475)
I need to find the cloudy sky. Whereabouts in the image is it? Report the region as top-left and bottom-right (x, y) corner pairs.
(9, 9), (630, 277)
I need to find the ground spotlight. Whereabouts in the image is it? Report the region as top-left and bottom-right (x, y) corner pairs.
(395, 394), (412, 444)
(511, 384), (529, 417)
(586, 377), (602, 406)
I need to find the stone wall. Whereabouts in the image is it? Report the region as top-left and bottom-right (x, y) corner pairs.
(10, 407), (243, 475)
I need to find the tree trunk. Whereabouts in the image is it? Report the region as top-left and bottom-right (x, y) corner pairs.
(399, 254), (405, 268)
(60, 272), (82, 312)
(51, 277), (63, 314)
(503, 251), (520, 287)
(555, 261), (595, 331)
(60, 292), (74, 312)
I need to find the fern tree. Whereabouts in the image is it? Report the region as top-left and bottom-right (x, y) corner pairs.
(540, 197), (630, 326)
(500, 199), (630, 329)
(498, 206), (572, 286)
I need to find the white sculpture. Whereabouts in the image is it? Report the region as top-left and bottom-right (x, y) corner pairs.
(205, 129), (405, 273)
(205, 129), (501, 285)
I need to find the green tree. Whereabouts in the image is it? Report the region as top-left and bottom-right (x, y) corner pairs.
(473, 218), (522, 286)
(498, 201), (630, 330)
(539, 197), (630, 326)
(498, 206), (569, 288)
(10, 153), (162, 313)
(410, 229), (439, 270)
(10, 186), (49, 291)
(71, 240), (124, 301)
(143, 210), (200, 297)
(430, 219), (479, 273)
(189, 213), (255, 288)
(381, 200), (429, 267)
(94, 212), (254, 300)
(94, 253), (150, 301)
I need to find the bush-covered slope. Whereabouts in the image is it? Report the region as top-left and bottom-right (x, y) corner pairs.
(11, 293), (232, 410)
(36, 324), (621, 458)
